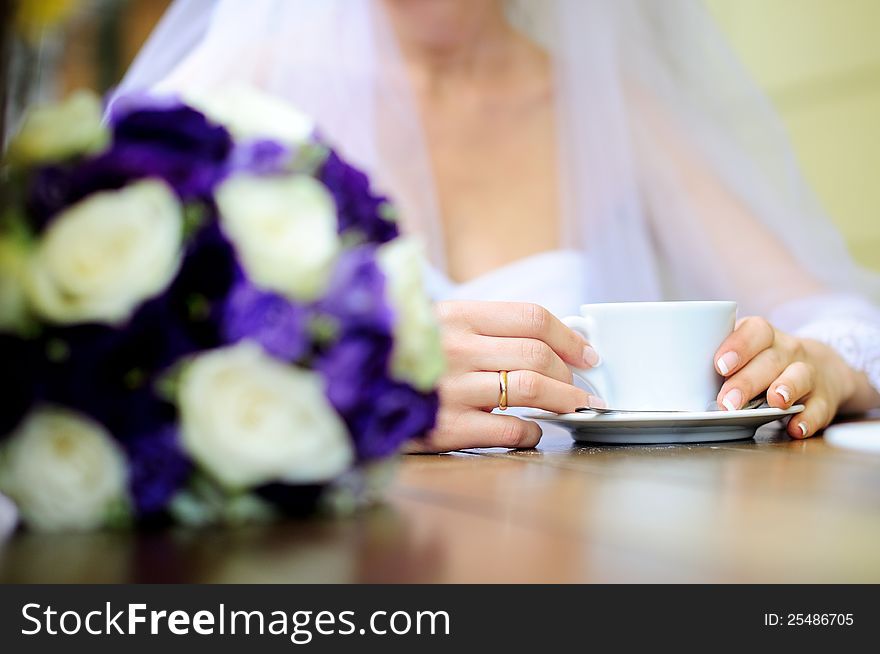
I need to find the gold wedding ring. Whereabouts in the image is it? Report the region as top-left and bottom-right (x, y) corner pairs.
(498, 370), (509, 411)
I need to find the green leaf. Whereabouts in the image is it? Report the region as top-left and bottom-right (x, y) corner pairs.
(45, 338), (70, 363)
(309, 313), (340, 345)
(104, 496), (133, 530)
(122, 368), (146, 391)
(291, 141), (330, 176)
(378, 202), (399, 223)
(182, 202), (209, 241)
(186, 294), (211, 322)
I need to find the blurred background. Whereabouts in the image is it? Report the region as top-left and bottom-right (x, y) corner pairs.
(2, 0), (878, 271)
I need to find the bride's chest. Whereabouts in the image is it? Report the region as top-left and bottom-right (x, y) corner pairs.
(422, 102), (561, 253)
(426, 104), (558, 205)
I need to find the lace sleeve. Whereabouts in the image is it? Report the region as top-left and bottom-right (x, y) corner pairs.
(794, 319), (880, 394)
(770, 293), (880, 395)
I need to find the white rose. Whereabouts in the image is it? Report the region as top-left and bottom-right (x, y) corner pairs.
(217, 174), (339, 301)
(377, 238), (445, 391)
(8, 90), (109, 164)
(186, 85), (313, 146)
(0, 407), (128, 532)
(0, 237), (29, 333)
(25, 180), (184, 325)
(178, 342), (353, 489)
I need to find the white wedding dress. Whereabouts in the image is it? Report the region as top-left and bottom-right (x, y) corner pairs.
(115, 0), (880, 398)
(426, 250), (590, 320)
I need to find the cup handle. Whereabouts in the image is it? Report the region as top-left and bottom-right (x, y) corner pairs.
(562, 315), (605, 401)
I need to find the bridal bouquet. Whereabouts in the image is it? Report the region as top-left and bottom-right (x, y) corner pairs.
(0, 88), (443, 532)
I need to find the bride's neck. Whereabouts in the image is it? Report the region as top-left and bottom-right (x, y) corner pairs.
(383, 0), (519, 93)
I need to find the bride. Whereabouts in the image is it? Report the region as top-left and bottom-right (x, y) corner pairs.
(118, 0), (880, 451)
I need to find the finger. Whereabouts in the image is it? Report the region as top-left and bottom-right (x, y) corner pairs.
(765, 361), (815, 409)
(444, 370), (593, 413)
(714, 316), (776, 377)
(717, 346), (793, 410)
(448, 301), (598, 369)
(462, 334), (574, 383)
(404, 409), (542, 452)
(786, 395), (833, 439)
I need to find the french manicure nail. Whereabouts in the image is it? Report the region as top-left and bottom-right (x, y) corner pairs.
(716, 351), (739, 375)
(588, 395), (607, 409)
(583, 345), (600, 367)
(776, 385), (791, 404)
(797, 421), (808, 437)
(721, 388), (743, 412)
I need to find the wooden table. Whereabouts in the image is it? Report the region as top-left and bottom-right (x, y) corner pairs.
(3, 414), (880, 583)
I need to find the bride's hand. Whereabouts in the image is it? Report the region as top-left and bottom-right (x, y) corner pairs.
(713, 316), (862, 438)
(406, 301), (600, 453)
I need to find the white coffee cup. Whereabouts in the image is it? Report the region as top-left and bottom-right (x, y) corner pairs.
(563, 301), (737, 411)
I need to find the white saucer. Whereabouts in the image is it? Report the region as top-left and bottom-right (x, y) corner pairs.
(522, 405), (805, 444)
(824, 421), (880, 454)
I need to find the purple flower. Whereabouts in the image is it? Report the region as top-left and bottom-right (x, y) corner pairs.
(125, 427), (192, 518)
(348, 382), (439, 459)
(317, 331), (436, 459)
(108, 105), (233, 199)
(26, 104), (233, 227)
(314, 245), (436, 457)
(165, 220), (240, 350)
(222, 279), (310, 362)
(35, 303), (183, 439)
(317, 331), (393, 415)
(315, 247), (394, 414)
(227, 139), (291, 176)
(318, 246), (393, 334)
(319, 149), (399, 244)
(25, 165), (75, 231)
